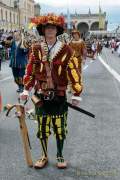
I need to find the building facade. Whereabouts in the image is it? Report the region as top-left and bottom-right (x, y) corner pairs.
(0, 1), (19, 31)
(65, 9), (107, 37)
(19, 0), (35, 29)
(0, 0), (36, 31)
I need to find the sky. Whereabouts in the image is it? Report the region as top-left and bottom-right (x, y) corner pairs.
(35, 0), (120, 30)
(35, 0), (120, 7)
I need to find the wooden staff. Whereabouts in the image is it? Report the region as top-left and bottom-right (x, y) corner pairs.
(5, 103), (33, 167)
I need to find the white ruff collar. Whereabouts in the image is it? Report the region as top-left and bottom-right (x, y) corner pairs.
(50, 40), (63, 60)
(41, 40), (63, 61)
(71, 39), (83, 44)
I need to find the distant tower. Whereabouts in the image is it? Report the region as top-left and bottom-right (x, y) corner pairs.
(67, 8), (71, 30)
(88, 8), (91, 15)
(99, 1), (102, 14)
(75, 9), (77, 16)
(34, 3), (41, 16)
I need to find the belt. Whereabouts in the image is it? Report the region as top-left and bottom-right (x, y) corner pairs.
(36, 89), (65, 101)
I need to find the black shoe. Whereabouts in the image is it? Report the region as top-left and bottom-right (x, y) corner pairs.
(19, 88), (24, 93)
(16, 88), (21, 93)
(16, 86), (24, 93)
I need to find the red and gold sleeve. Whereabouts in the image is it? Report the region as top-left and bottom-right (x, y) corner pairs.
(24, 44), (42, 90)
(81, 41), (87, 58)
(23, 46), (37, 90)
(24, 61), (36, 90)
(67, 53), (83, 96)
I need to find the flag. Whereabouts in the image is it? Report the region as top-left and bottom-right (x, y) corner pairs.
(28, 23), (35, 30)
(99, 4), (104, 30)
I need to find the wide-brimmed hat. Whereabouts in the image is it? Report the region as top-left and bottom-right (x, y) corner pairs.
(31, 13), (65, 36)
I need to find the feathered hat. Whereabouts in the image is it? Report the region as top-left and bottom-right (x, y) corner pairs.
(71, 25), (80, 37)
(31, 13), (65, 36)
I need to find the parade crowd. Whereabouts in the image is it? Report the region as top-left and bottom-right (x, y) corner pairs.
(1, 28), (120, 72)
(0, 13), (120, 169)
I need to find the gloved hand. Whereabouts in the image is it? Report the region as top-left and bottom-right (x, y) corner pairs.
(20, 90), (29, 101)
(71, 96), (82, 107)
(72, 99), (80, 107)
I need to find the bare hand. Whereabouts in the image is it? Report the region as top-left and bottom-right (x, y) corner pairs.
(83, 60), (86, 65)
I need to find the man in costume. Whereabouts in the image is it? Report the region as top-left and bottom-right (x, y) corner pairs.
(9, 31), (28, 93)
(0, 44), (2, 71)
(96, 40), (103, 55)
(69, 29), (87, 73)
(85, 39), (94, 59)
(21, 14), (83, 169)
(91, 39), (97, 60)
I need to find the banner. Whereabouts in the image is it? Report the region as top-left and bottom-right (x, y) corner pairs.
(28, 23), (35, 30)
(99, 6), (104, 30)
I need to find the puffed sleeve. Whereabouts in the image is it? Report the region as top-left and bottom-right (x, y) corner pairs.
(67, 52), (83, 96)
(24, 44), (41, 90)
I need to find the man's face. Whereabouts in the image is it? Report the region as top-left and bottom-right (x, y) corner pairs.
(14, 32), (21, 41)
(73, 33), (80, 40)
(44, 25), (57, 38)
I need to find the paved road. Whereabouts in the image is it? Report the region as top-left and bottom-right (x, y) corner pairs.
(0, 48), (120, 180)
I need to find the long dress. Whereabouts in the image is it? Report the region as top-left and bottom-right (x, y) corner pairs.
(117, 42), (120, 56)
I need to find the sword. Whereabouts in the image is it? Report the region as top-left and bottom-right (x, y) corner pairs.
(67, 102), (95, 118)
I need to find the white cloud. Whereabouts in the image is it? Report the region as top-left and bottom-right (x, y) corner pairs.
(35, 0), (68, 7)
(35, 0), (120, 7)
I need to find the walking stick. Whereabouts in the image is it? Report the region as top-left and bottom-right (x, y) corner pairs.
(5, 102), (33, 167)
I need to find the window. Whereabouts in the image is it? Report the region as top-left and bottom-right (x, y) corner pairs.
(25, 16), (26, 23)
(1, 9), (3, 21)
(17, 14), (18, 24)
(24, 1), (26, 8)
(6, 11), (7, 22)
(10, 12), (12, 23)
(13, 14), (15, 24)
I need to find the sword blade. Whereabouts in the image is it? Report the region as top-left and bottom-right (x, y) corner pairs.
(67, 102), (95, 118)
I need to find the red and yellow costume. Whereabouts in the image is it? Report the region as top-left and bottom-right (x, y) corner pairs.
(23, 14), (83, 168)
(69, 29), (87, 73)
(24, 42), (82, 96)
(69, 39), (86, 73)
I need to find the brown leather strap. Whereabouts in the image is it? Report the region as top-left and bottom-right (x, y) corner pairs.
(44, 61), (54, 90)
(40, 43), (67, 93)
(56, 91), (65, 96)
(56, 86), (67, 91)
